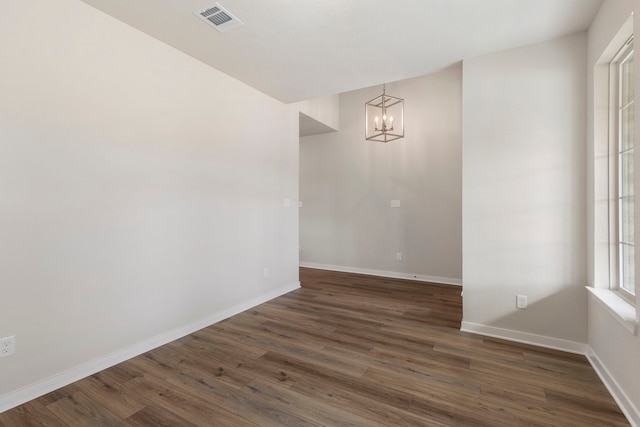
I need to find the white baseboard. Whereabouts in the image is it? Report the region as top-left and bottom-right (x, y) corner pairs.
(460, 321), (587, 355)
(299, 261), (461, 286)
(587, 346), (640, 427)
(0, 281), (300, 414)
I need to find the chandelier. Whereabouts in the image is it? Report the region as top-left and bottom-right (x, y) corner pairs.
(365, 84), (404, 142)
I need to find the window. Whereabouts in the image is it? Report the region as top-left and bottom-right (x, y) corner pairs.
(590, 22), (637, 333)
(614, 38), (636, 302)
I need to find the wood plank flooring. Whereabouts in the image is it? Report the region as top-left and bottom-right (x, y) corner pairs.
(0, 267), (630, 426)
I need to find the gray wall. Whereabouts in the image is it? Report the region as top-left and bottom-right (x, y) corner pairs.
(300, 65), (462, 283)
(0, 0), (299, 404)
(462, 32), (588, 344)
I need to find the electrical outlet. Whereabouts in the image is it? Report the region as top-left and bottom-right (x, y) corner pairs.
(263, 267), (270, 278)
(396, 252), (402, 261)
(516, 295), (527, 309)
(0, 336), (15, 357)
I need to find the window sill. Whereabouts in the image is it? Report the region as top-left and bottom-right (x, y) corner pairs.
(586, 286), (638, 335)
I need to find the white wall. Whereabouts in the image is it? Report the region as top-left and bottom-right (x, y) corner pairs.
(586, 1), (640, 424)
(0, 0), (299, 408)
(299, 65), (462, 283)
(296, 95), (340, 132)
(462, 33), (588, 345)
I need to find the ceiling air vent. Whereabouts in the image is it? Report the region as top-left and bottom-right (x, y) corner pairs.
(194, 3), (243, 33)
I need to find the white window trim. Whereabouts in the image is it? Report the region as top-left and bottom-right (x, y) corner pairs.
(587, 287), (639, 335)
(589, 18), (638, 335)
(610, 38), (636, 305)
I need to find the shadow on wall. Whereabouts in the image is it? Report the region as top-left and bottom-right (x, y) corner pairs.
(464, 284), (588, 347)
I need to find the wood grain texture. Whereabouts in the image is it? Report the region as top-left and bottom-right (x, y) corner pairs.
(0, 268), (629, 426)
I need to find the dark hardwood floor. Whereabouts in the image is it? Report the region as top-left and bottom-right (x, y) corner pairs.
(0, 267), (629, 426)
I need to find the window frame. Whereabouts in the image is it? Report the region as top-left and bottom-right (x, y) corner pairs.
(611, 37), (636, 305)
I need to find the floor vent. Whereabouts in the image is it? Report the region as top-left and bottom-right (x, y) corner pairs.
(194, 3), (243, 33)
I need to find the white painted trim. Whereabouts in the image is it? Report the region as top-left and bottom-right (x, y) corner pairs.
(0, 281), (300, 414)
(299, 262), (461, 286)
(460, 321), (587, 355)
(586, 287), (638, 335)
(587, 346), (640, 427)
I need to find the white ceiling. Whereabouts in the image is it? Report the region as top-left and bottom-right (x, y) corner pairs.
(81, 0), (603, 104)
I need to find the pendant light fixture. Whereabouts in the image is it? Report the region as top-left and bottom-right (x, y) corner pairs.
(365, 84), (404, 142)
